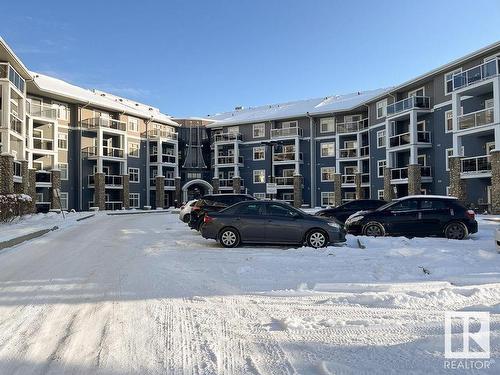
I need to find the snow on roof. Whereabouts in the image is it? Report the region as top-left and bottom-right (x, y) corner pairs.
(206, 88), (391, 127)
(30, 72), (179, 126)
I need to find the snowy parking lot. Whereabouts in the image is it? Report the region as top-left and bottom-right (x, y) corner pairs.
(0, 211), (498, 374)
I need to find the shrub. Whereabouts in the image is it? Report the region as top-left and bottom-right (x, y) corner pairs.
(0, 194), (33, 223)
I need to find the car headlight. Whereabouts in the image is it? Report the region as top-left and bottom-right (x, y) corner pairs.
(327, 221), (341, 229)
(347, 215), (364, 224)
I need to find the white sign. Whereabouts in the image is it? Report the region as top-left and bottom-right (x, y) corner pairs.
(266, 183), (277, 194)
(445, 311), (490, 359)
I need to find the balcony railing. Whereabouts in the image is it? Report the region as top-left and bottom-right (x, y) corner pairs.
(10, 115), (22, 134)
(460, 155), (491, 174)
(339, 148), (358, 158)
(13, 161), (22, 177)
(215, 155), (244, 165)
(213, 133), (242, 143)
(219, 178), (233, 188)
(391, 166), (432, 180)
(88, 174), (123, 187)
(270, 127), (302, 138)
(452, 59), (498, 91)
(389, 131), (431, 147)
(458, 107), (494, 130)
(35, 171), (52, 183)
(33, 138), (54, 151)
(387, 96), (431, 116)
(336, 118), (369, 134)
(342, 174), (355, 184)
(82, 117), (127, 131)
(149, 177), (175, 188)
(359, 145), (369, 157)
(273, 152), (303, 162)
(105, 201), (123, 210)
(417, 131), (431, 143)
(150, 154), (176, 163)
(30, 103), (57, 119)
(275, 176), (294, 186)
(82, 146), (124, 158)
(146, 129), (178, 141)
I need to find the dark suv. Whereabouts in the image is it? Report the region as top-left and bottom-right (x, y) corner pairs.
(315, 199), (387, 223)
(188, 194), (255, 231)
(344, 195), (478, 240)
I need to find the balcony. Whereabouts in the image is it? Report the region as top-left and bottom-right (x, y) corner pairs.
(213, 133), (242, 143)
(387, 96), (431, 117)
(215, 155), (244, 165)
(10, 114), (22, 134)
(342, 174), (355, 184)
(105, 201), (123, 210)
(389, 131), (431, 147)
(359, 146), (369, 157)
(35, 170), (52, 186)
(33, 138), (54, 151)
(219, 178), (233, 188)
(82, 117), (126, 132)
(30, 102), (57, 120)
(457, 107), (494, 131)
(88, 174), (123, 188)
(146, 129), (178, 141)
(452, 59), (498, 91)
(270, 127), (302, 139)
(275, 176), (294, 187)
(273, 152), (303, 162)
(339, 148), (358, 159)
(336, 118), (369, 134)
(150, 154), (177, 164)
(149, 178), (175, 188)
(460, 155), (491, 176)
(82, 146), (124, 158)
(391, 166), (432, 181)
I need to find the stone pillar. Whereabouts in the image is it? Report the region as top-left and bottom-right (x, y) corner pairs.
(175, 177), (182, 206)
(333, 173), (342, 207)
(0, 154), (14, 194)
(407, 164), (422, 196)
(121, 175), (130, 209)
(212, 178), (219, 194)
(293, 175), (303, 208)
(28, 169), (37, 212)
(354, 172), (363, 200)
(20, 160), (29, 194)
(233, 176), (241, 193)
(155, 175), (165, 209)
(490, 150), (500, 214)
(383, 167), (394, 201)
(94, 172), (106, 210)
(50, 170), (61, 210)
(448, 156), (466, 203)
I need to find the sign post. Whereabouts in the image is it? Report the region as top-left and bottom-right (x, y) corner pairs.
(266, 182), (277, 200)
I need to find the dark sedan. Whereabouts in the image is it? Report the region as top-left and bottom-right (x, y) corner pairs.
(315, 199), (387, 223)
(201, 200), (346, 248)
(344, 195), (478, 240)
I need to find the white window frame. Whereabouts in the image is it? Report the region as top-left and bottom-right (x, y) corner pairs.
(128, 167), (140, 183)
(129, 193), (140, 208)
(253, 146), (265, 161)
(59, 163), (68, 180)
(444, 68), (462, 95)
(320, 167), (335, 182)
(445, 148), (454, 171)
(253, 169), (266, 184)
(376, 99), (387, 119)
(320, 142), (335, 157)
(128, 117), (139, 132)
(446, 186), (451, 196)
(253, 123), (265, 138)
(282, 121), (298, 128)
(36, 192), (44, 202)
(377, 129), (386, 148)
(320, 117), (335, 133)
(253, 192), (266, 200)
(377, 189), (384, 200)
(128, 142), (140, 158)
(408, 86), (425, 98)
(58, 132), (68, 150)
(445, 110), (453, 133)
(60, 192), (68, 210)
(377, 160), (386, 178)
(54, 102), (69, 121)
(321, 192), (335, 207)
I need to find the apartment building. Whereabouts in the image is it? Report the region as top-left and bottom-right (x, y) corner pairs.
(203, 43), (500, 214)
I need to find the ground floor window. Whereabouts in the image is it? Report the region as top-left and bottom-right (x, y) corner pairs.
(129, 167), (140, 183)
(253, 170), (266, 184)
(253, 192), (266, 200)
(321, 167), (335, 182)
(282, 193), (294, 202)
(378, 160), (386, 178)
(378, 189), (384, 200)
(321, 192), (335, 207)
(59, 163), (68, 180)
(129, 193), (140, 208)
(60, 192), (68, 210)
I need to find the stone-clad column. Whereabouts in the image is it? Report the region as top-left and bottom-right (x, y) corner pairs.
(407, 164), (422, 196)
(0, 154), (14, 194)
(233, 176), (241, 194)
(121, 175), (130, 209)
(20, 160), (29, 194)
(354, 172), (363, 200)
(50, 170), (61, 210)
(333, 173), (342, 207)
(212, 178), (219, 194)
(449, 156), (466, 203)
(490, 150), (500, 214)
(28, 169), (37, 213)
(293, 175), (303, 208)
(175, 177), (182, 206)
(155, 175), (165, 209)
(94, 172), (106, 210)
(383, 167), (394, 201)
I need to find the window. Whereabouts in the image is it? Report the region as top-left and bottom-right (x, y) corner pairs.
(253, 123), (265, 138)
(321, 167), (335, 182)
(227, 126), (239, 134)
(128, 142), (140, 158)
(389, 199), (418, 212)
(187, 172), (201, 179)
(320, 117), (335, 133)
(377, 129), (386, 148)
(58, 163), (68, 180)
(445, 110), (453, 133)
(320, 142), (335, 157)
(378, 160), (386, 178)
(378, 190), (384, 200)
(445, 68), (462, 95)
(420, 199), (448, 210)
(253, 146), (265, 160)
(267, 203), (296, 217)
(321, 192), (335, 207)
(58, 133), (68, 150)
(376, 99), (387, 119)
(128, 118), (139, 132)
(282, 121), (297, 128)
(237, 203), (265, 215)
(60, 192), (68, 210)
(445, 148), (454, 171)
(129, 167), (140, 183)
(36, 193), (44, 203)
(129, 193), (140, 208)
(253, 193), (266, 200)
(55, 102), (69, 121)
(253, 170), (266, 184)
(408, 87), (425, 97)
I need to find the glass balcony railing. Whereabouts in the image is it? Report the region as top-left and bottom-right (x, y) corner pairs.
(389, 132), (410, 147)
(146, 129), (178, 141)
(149, 154), (176, 163)
(339, 148), (358, 158)
(458, 107), (494, 130)
(336, 118), (369, 134)
(33, 138), (54, 150)
(10, 115), (22, 134)
(460, 155), (491, 174)
(275, 176), (294, 186)
(30, 103), (57, 119)
(452, 59), (498, 91)
(342, 174), (356, 184)
(273, 152), (303, 162)
(149, 178), (175, 188)
(391, 166), (432, 180)
(387, 96), (431, 116)
(213, 133), (242, 143)
(215, 156), (244, 165)
(270, 127), (302, 138)
(88, 175), (123, 187)
(81, 146), (124, 158)
(82, 117), (126, 131)
(359, 145), (370, 157)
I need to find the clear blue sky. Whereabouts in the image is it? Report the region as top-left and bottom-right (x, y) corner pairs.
(1, 0), (500, 117)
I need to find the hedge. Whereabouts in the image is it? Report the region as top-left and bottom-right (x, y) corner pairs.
(0, 194), (33, 223)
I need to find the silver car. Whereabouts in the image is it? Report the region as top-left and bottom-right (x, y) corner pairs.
(200, 200), (346, 248)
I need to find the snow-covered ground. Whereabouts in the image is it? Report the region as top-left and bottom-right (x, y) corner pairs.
(0, 212), (498, 374)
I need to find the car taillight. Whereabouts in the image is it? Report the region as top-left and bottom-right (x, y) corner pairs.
(466, 210), (475, 220)
(204, 215), (214, 224)
(192, 206), (200, 211)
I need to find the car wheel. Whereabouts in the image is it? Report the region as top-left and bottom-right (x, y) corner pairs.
(363, 222), (385, 237)
(306, 230), (328, 248)
(445, 222), (468, 240)
(182, 213), (190, 223)
(219, 228), (240, 248)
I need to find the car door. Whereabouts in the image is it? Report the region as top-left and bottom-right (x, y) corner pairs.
(383, 199), (420, 235)
(233, 202), (267, 242)
(264, 203), (304, 244)
(418, 199), (451, 235)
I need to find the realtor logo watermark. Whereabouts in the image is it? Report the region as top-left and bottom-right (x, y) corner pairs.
(444, 311), (494, 370)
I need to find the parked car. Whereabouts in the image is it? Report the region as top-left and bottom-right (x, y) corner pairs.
(315, 199), (387, 223)
(200, 200), (346, 248)
(344, 195), (478, 240)
(179, 200), (198, 223)
(188, 194), (256, 231)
